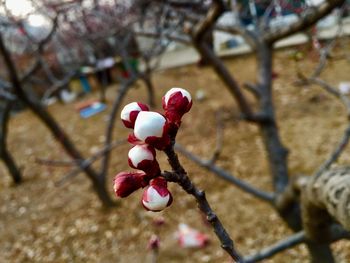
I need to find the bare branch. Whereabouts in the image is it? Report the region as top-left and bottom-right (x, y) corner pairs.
(163, 144), (243, 262)
(307, 77), (350, 116)
(244, 231), (306, 263)
(56, 139), (126, 187)
(264, 0), (345, 44)
(315, 124), (350, 178)
(175, 143), (275, 203)
(99, 76), (136, 179)
(35, 158), (76, 167)
(208, 111), (224, 163)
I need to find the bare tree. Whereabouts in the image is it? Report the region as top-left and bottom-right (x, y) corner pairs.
(136, 0), (350, 262)
(0, 0), (171, 205)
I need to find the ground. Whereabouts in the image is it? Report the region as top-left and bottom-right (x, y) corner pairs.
(1, 46), (350, 263)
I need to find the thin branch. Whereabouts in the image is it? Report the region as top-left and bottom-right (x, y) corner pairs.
(307, 77), (350, 116)
(243, 82), (261, 99)
(264, 0), (345, 44)
(191, 0), (224, 43)
(196, 42), (258, 121)
(56, 139), (126, 187)
(314, 123), (350, 178)
(208, 111), (224, 163)
(134, 30), (191, 45)
(99, 76), (136, 178)
(35, 158), (76, 167)
(163, 143), (243, 262)
(175, 143), (275, 203)
(243, 231), (306, 263)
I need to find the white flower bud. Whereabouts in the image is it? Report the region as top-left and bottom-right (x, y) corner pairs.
(134, 111), (166, 141)
(142, 178), (172, 212)
(128, 145), (155, 167)
(164, 87), (192, 106)
(120, 102), (149, 128)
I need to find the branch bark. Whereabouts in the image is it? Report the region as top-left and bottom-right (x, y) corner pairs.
(175, 143), (275, 203)
(163, 142), (242, 262)
(244, 231), (306, 263)
(0, 101), (22, 184)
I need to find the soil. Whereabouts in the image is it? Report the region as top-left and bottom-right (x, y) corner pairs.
(1, 46), (350, 263)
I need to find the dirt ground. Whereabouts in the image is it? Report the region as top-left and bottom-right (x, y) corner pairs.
(1, 46), (350, 263)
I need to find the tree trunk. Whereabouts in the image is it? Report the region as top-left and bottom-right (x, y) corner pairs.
(0, 34), (114, 207)
(0, 102), (22, 184)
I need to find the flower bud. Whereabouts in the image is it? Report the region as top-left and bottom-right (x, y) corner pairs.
(130, 111), (170, 150)
(176, 223), (209, 248)
(121, 102), (149, 128)
(128, 145), (161, 177)
(113, 171), (148, 198)
(162, 87), (192, 124)
(148, 234), (160, 250)
(142, 177), (173, 212)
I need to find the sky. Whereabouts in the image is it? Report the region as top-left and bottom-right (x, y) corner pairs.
(1, 0), (328, 27)
(3, 0), (34, 17)
(1, 0), (48, 27)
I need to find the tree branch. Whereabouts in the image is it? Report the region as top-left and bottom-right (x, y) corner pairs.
(0, 33), (114, 207)
(315, 124), (350, 178)
(244, 231), (306, 263)
(264, 0), (345, 44)
(175, 143), (275, 203)
(163, 143), (243, 262)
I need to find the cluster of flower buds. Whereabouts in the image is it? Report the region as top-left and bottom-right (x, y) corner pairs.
(113, 87), (192, 212)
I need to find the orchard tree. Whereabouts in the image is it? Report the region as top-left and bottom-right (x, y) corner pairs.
(128, 0), (350, 262)
(0, 0), (176, 204)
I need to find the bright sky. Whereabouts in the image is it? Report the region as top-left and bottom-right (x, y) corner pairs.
(4, 0), (34, 17)
(2, 0), (49, 27)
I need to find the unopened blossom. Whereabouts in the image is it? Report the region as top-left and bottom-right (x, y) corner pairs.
(129, 111), (170, 150)
(113, 171), (148, 198)
(142, 177), (172, 212)
(121, 102), (149, 128)
(162, 87), (192, 124)
(147, 234), (160, 250)
(128, 144), (161, 177)
(177, 223), (209, 248)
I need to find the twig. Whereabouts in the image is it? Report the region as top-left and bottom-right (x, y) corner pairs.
(35, 158), (76, 167)
(243, 231), (306, 263)
(264, 0), (345, 44)
(209, 111), (224, 164)
(175, 143), (275, 204)
(307, 77), (350, 115)
(243, 82), (261, 99)
(163, 143), (243, 262)
(314, 123), (350, 178)
(99, 76), (136, 178)
(56, 139), (126, 187)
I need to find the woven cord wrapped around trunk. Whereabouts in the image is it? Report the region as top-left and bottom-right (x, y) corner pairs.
(302, 167), (350, 241)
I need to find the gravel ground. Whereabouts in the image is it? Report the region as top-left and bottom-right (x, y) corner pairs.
(1, 46), (350, 263)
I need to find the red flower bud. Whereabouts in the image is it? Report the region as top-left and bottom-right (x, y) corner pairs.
(113, 171), (148, 198)
(162, 87), (192, 124)
(128, 145), (161, 177)
(121, 102), (149, 129)
(130, 111), (170, 150)
(148, 234), (160, 250)
(142, 177), (173, 212)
